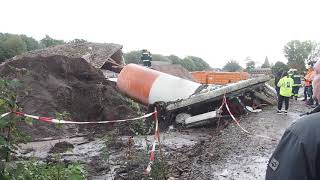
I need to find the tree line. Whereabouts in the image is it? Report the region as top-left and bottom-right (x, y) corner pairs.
(1, 32), (319, 75)
(0, 33), (86, 62)
(124, 50), (212, 71)
(222, 40), (320, 75)
(0, 32), (211, 71)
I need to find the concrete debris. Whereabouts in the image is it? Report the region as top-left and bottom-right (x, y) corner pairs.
(10, 42), (124, 73)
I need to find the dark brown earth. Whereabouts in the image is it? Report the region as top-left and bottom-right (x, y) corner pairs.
(0, 55), (144, 139)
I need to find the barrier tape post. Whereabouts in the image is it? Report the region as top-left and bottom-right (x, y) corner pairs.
(144, 107), (161, 175)
(154, 107), (163, 160)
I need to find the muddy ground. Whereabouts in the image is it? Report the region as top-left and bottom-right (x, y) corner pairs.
(17, 99), (312, 180)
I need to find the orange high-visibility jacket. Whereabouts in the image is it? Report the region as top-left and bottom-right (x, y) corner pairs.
(305, 69), (315, 87)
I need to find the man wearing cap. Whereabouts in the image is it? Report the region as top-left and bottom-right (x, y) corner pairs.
(265, 60), (320, 180)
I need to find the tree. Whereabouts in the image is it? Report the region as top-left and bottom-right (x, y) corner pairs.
(0, 33), (42, 62)
(1, 35), (27, 61)
(181, 57), (197, 71)
(307, 41), (320, 63)
(19, 35), (39, 51)
(124, 51), (212, 71)
(167, 55), (182, 64)
(271, 61), (289, 76)
(246, 60), (255, 73)
(261, 56), (270, 68)
(284, 40), (316, 72)
(184, 56), (211, 71)
(40, 35), (65, 48)
(123, 50), (141, 64)
(223, 60), (242, 72)
(69, 39), (87, 44)
(152, 54), (171, 62)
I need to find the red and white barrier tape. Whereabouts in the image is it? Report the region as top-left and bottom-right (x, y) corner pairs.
(2, 109), (162, 175)
(223, 96), (276, 141)
(14, 111), (155, 124)
(144, 108), (160, 175)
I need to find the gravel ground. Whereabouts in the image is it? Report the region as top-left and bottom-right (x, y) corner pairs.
(17, 100), (313, 179)
(166, 100), (311, 179)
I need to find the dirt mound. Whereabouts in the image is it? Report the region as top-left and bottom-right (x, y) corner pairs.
(0, 55), (142, 139)
(152, 64), (194, 81)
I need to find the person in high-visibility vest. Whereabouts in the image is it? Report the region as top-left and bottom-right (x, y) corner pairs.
(291, 69), (301, 100)
(140, 49), (152, 67)
(277, 71), (294, 114)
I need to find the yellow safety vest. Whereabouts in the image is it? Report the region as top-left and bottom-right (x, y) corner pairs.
(277, 76), (294, 97)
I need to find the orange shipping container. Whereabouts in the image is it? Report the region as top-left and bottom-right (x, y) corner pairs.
(191, 71), (250, 85)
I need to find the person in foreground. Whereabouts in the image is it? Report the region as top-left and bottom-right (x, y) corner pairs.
(265, 59), (320, 180)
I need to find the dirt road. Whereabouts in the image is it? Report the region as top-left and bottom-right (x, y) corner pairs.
(166, 100), (311, 179)
(17, 100), (312, 179)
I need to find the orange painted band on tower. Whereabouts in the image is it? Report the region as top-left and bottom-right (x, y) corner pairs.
(117, 64), (160, 105)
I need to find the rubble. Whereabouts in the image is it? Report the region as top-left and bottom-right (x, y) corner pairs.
(10, 42), (124, 73)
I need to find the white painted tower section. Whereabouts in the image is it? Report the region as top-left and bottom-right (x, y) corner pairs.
(148, 73), (201, 104)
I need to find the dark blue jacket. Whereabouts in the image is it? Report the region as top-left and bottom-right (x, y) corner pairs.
(292, 75), (301, 86)
(266, 112), (320, 180)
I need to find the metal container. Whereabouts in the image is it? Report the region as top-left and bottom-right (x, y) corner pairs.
(117, 64), (201, 105)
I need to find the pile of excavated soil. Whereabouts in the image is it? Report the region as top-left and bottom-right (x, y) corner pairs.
(0, 55), (143, 139)
(152, 64), (195, 81)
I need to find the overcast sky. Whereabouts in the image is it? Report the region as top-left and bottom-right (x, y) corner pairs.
(1, 0), (320, 68)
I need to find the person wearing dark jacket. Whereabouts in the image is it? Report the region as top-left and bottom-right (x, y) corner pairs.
(265, 59), (320, 180)
(140, 49), (152, 67)
(291, 70), (301, 100)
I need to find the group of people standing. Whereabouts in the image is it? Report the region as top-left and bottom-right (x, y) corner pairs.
(275, 64), (318, 114)
(266, 60), (320, 179)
